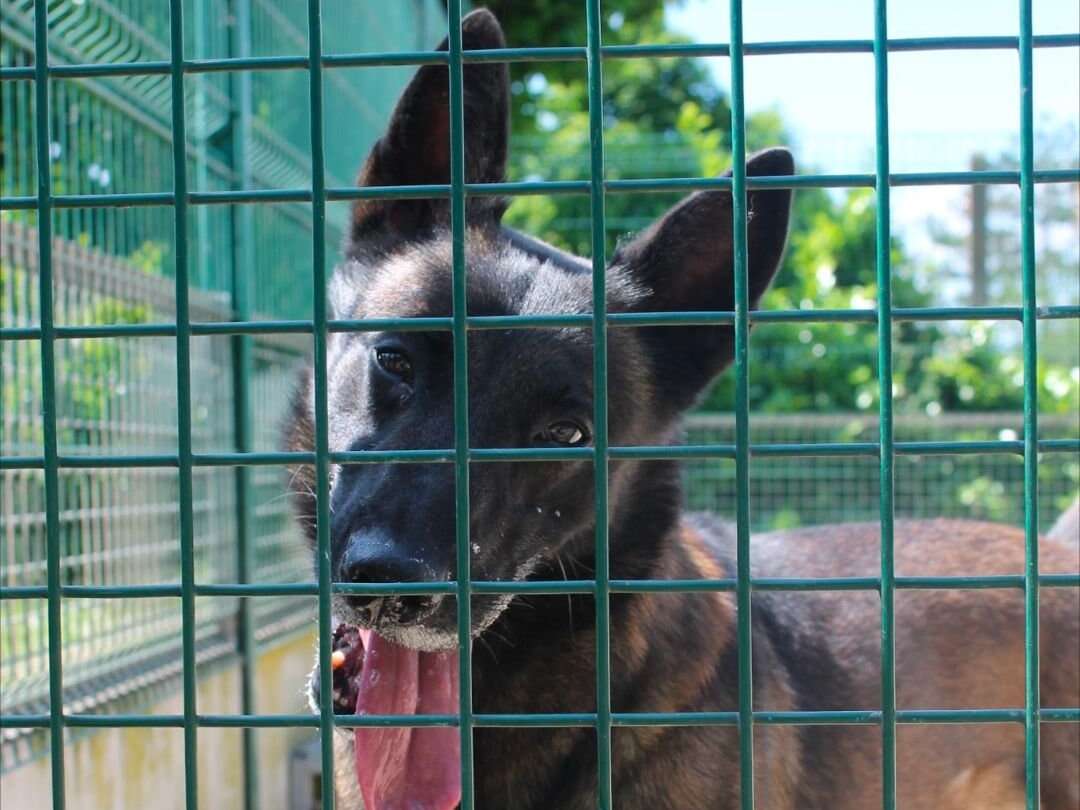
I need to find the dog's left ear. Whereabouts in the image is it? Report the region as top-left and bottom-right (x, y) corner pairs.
(609, 147), (794, 414)
(347, 9), (509, 252)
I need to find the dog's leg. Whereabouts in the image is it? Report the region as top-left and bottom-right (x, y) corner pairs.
(333, 731), (363, 809)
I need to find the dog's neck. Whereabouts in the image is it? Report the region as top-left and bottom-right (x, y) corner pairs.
(474, 458), (697, 671)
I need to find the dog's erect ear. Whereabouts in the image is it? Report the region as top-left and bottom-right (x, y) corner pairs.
(347, 9), (509, 252)
(610, 147), (794, 414)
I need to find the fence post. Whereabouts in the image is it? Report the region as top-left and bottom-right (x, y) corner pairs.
(970, 154), (988, 306)
(227, 1), (259, 808)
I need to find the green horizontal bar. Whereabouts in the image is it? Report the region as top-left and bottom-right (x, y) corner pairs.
(472, 580), (595, 595)
(0, 586), (49, 598)
(322, 51), (450, 68)
(57, 323), (176, 338)
(334, 714), (458, 728)
(4, 33), (1076, 83)
(67, 714), (184, 728)
(751, 442), (877, 457)
(0, 326), (41, 339)
(328, 317), (453, 332)
(1040, 439), (1080, 453)
(897, 440), (1023, 455)
(753, 710), (877, 725)
(52, 192), (173, 208)
(185, 56), (307, 73)
(1041, 708), (1080, 722)
(467, 179), (592, 196)
(63, 584), (182, 598)
(469, 447), (594, 461)
(195, 583), (319, 597)
(612, 711), (740, 726)
(897, 576), (1023, 590)
(2, 707), (1071, 732)
(22, 61), (171, 78)
(610, 578), (735, 592)
(473, 712), (597, 727)
(333, 581), (458, 596)
(0, 715), (50, 728)
(3, 574), (1074, 604)
(194, 452), (313, 466)
(198, 714), (320, 727)
(192, 321), (312, 336)
(897, 709), (1024, 724)
(54, 454), (177, 468)
(892, 169), (1080, 187)
(188, 189), (311, 205)
(4, 305), (1078, 344)
(2, 437), (1076, 472)
(609, 444), (736, 459)
(1039, 574), (1080, 588)
(467, 314), (592, 328)
(750, 577), (877, 591)
(325, 184), (451, 201)
(4, 169), (1080, 214)
(332, 449), (456, 464)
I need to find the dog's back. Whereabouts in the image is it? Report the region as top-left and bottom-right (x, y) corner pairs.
(694, 519), (1080, 809)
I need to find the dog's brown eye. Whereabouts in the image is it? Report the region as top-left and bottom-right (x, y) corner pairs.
(374, 348), (413, 382)
(546, 421), (588, 446)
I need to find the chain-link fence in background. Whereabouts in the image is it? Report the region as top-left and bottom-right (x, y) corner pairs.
(684, 411), (1078, 531)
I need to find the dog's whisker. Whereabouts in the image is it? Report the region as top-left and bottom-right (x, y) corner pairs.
(556, 552), (575, 635)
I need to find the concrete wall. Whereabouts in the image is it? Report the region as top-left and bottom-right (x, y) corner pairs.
(1, 631), (317, 810)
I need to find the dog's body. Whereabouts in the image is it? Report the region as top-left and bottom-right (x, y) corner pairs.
(287, 10), (1080, 808)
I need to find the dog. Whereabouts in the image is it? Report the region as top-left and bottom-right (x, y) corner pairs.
(286, 10), (1080, 809)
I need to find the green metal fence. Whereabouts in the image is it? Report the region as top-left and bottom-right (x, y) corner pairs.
(1, 1), (1078, 810)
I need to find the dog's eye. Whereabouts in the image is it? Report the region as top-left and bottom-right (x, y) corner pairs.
(374, 348), (413, 382)
(545, 421), (589, 446)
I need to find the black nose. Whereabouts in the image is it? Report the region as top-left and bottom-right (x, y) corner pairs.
(337, 532), (435, 620)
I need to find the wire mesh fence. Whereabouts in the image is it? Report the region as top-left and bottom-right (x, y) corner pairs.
(1, 1), (1078, 810)
(0, 216), (310, 770)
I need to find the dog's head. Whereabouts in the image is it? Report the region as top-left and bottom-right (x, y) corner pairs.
(287, 9), (794, 652)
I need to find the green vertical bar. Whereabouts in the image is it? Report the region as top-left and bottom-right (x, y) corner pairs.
(168, 0), (199, 806)
(872, 2), (897, 808)
(32, 1), (66, 806)
(727, 1), (755, 807)
(445, 3), (476, 807)
(584, 1), (612, 807)
(305, 1), (335, 808)
(1018, 0), (1040, 805)
(228, 1), (258, 808)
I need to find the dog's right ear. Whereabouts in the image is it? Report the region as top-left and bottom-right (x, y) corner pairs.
(346, 9), (509, 254)
(610, 147), (794, 415)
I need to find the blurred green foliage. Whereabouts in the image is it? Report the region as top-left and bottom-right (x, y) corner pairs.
(491, 0), (1079, 418)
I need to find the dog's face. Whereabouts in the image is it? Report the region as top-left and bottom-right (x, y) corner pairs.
(287, 10), (794, 653)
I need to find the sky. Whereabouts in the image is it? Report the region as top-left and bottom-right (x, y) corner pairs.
(666, 0), (1080, 173)
(665, 0), (1080, 249)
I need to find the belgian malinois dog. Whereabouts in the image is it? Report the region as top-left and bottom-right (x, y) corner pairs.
(287, 9), (1080, 809)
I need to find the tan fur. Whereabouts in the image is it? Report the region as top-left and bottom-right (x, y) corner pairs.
(1050, 498), (1080, 549)
(749, 519), (1080, 810)
(942, 759), (1025, 810)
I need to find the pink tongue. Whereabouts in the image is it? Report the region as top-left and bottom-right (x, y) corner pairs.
(354, 629), (461, 810)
